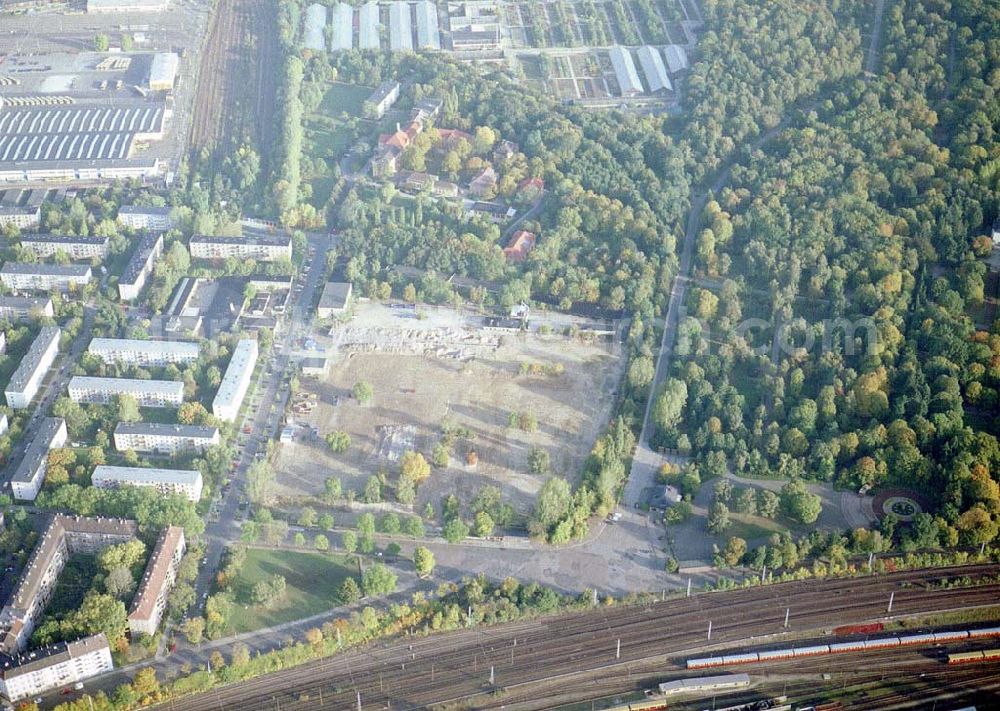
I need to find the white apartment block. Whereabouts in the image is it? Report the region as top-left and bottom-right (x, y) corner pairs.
(0, 515), (136, 654)
(91, 465), (203, 502)
(119, 232), (163, 302)
(0, 206), (40, 230)
(0, 296), (53, 321)
(10, 417), (66, 501)
(117, 205), (175, 232)
(0, 263), (92, 292)
(18, 235), (109, 261)
(189, 234), (292, 262)
(68, 376), (184, 408)
(212, 339), (258, 421)
(127, 526), (185, 637)
(114, 422), (220, 455)
(89, 337), (200, 366)
(5, 326), (60, 409)
(0, 633), (113, 703)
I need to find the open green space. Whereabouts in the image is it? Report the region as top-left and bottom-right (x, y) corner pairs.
(724, 514), (787, 542)
(225, 548), (361, 634)
(317, 82), (372, 116)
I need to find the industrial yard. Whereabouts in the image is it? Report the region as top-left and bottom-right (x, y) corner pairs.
(273, 303), (625, 515)
(0, 0), (211, 184)
(300, 0), (699, 108)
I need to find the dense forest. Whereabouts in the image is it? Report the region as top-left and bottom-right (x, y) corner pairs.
(654, 0), (1000, 551)
(258, 0), (1000, 553)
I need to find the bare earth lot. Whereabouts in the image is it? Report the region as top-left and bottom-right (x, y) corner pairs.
(274, 304), (624, 518)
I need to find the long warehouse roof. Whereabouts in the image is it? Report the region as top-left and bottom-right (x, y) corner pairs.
(637, 46), (672, 92)
(304, 3), (327, 51)
(609, 46), (644, 96)
(359, 1), (380, 49)
(330, 2), (354, 50)
(415, 1), (440, 50)
(389, 2), (413, 51)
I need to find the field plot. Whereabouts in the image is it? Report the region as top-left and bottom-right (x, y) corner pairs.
(303, 83), (371, 159)
(224, 549), (361, 634)
(274, 304), (624, 518)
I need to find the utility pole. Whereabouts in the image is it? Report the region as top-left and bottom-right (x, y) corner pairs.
(784, 607), (790, 628)
(868, 552), (874, 571)
(687, 578), (691, 597)
(490, 665), (495, 685)
(887, 591), (894, 613)
(356, 691), (362, 711)
(760, 566), (766, 584)
(616, 638), (621, 659)
(707, 620), (712, 640)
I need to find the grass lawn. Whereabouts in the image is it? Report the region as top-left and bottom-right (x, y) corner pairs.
(304, 118), (355, 157)
(225, 548), (361, 634)
(725, 513), (787, 542)
(308, 175), (338, 207)
(317, 82), (372, 116)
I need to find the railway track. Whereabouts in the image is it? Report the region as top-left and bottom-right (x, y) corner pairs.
(190, 0), (276, 154)
(153, 565), (1000, 710)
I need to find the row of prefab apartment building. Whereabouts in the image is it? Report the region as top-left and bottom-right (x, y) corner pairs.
(0, 514), (187, 703)
(3, 334), (258, 502)
(0, 204), (292, 301)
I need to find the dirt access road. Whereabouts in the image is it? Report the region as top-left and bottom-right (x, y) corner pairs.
(190, 0), (278, 153)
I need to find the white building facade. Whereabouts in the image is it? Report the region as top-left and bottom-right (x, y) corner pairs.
(117, 205), (175, 232)
(127, 526), (185, 637)
(68, 376), (184, 408)
(5, 326), (60, 409)
(10, 417), (67, 501)
(189, 235), (292, 262)
(18, 235), (109, 261)
(91, 466), (203, 502)
(0, 263), (92, 292)
(212, 339), (257, 421)
(88, 337), (200, 366)
(114, 423), (220, 455)
(0, 296), (54, 321)
(0, 634), (113, 703)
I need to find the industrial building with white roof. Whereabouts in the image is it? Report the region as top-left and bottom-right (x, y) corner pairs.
(330, 2), (354, 50)
(609, 47), (644, 96)
(359, 1), (381, 50)
(304, 4), (328, 51)
(637, 46), (672, 93)
(390, 2), (414, 51)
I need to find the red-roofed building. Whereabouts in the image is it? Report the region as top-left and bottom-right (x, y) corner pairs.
(518, 176), (545, 201)
(438, 128), (473, 150)
(503, 230), (536, 263)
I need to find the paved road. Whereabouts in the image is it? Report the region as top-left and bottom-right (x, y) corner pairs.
(865, 0), (887, 75)
(188, 232), (335, 615)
